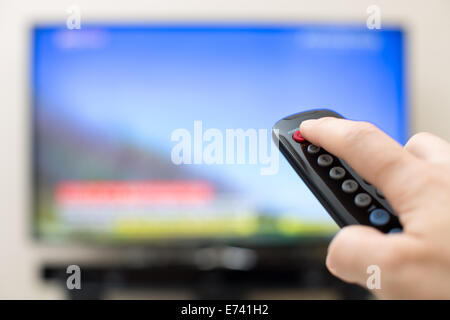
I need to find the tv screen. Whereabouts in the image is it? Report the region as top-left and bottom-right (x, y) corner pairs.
(31, 24), (407, 244)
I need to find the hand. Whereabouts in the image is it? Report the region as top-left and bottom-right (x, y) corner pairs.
(300, 117), (450, 299)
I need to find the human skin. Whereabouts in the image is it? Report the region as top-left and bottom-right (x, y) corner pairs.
(300, 117), (450, 299)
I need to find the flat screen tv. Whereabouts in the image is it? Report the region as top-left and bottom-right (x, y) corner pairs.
(31, 23), (407, 245)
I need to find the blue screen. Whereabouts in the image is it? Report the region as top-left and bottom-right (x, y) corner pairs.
(32, 24), (407, 243)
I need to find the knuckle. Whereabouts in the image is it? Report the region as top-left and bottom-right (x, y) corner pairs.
(406, 132), (434, 149)
(341, 121), (378, 147)
(354, 121), (378, 136)
(411, 131), (433, 141)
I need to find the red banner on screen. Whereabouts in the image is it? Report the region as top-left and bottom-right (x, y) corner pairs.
(55, 181), (215, 205)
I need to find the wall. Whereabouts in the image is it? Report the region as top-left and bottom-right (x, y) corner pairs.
(0, 0), (449, 299)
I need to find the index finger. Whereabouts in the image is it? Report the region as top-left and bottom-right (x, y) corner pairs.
(300, 117), (420, 210)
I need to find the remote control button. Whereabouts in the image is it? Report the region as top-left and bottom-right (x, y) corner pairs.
(375, 188), (385, 199)
(354, 193), (372, 208)
(329, 166), (345, 180)
(388, 228), (402, 234)
(317, 154), (333, 167)
(307, 144), (320, 154)
(342, 179), (358, 193)
(292, 130), (305, 143)
(369, 208), (390, 226)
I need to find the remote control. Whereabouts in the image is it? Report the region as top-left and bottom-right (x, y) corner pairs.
(272, 109), (402, 234)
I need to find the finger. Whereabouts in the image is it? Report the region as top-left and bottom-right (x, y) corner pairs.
(326, 225), (401, 287)
(404, 132), (450, 163)
(300, 118), (420, 208)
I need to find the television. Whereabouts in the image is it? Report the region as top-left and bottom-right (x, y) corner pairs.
(31, 23), (407, 245)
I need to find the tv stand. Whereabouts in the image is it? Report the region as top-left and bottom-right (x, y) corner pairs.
(42, 261), (369, 300)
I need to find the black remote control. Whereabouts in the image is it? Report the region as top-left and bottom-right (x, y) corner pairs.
(272, 109), (402, 234)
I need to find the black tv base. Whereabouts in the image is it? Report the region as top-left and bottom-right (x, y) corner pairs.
(42, 263), (369, 300)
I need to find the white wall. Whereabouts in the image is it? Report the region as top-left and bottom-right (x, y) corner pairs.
(0, 0), (449, 299)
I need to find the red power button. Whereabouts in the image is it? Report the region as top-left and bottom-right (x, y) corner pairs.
(292, 130), (306, 143)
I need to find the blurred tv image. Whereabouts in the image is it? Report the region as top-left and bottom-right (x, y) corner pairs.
(31, 24), (406, 244)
